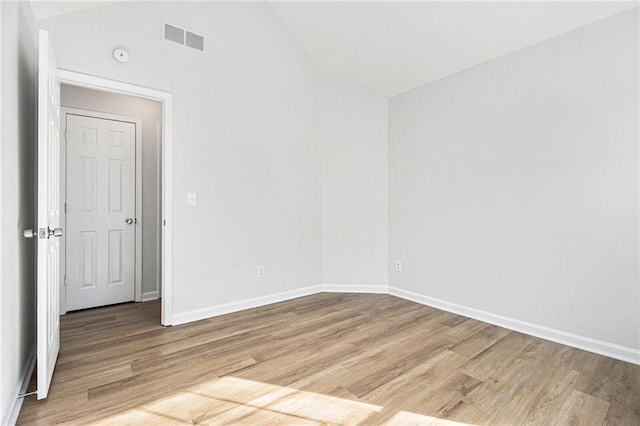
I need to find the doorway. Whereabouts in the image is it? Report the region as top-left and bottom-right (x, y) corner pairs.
(57, 70), (173, 326)
(60, 86), (161, 313)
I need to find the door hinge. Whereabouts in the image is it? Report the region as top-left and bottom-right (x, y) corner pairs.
(64, 202), (67, 213)
(64, 275), (67, 287)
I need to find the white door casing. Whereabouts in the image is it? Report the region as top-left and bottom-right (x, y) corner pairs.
(37, 29), (61, 400)
(65, 114), (136, 311)
(57, 69), (173, 326)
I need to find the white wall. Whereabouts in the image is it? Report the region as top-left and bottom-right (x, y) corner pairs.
(0, 1), (37, 422)
(60, 85), (162, 300)
(321, 75), (388, 286)
(40, 2), (323, 315)
(389, 9), (639, 351)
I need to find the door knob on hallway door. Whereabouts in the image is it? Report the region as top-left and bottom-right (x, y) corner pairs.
(125, 218), (134, 225)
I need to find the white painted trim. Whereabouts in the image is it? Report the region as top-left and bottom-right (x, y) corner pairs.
(60, 107), (143, 305)
(155, 121), (162, 299)
(158, 282), (640, 364)
(58, 70), (170, 103)
(171, 285), (324, 326)
(161, 96), (173, 326)
(637, 5), (640, 372)
(141, 291), (159, 302)
(59, 108), (67, 315)
(0, 7), (3, 381)
(2, 345), (36, 426)
(388, 286), (640, 366)
(321, 284), (388, 293)
(170, 284), (392, 325)
(134, 118), (143, 303)
(57, 69), (173, 326)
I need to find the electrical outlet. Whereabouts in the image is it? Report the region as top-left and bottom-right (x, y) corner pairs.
(395, 260), (402, 272)
(257, 265), (265, 278)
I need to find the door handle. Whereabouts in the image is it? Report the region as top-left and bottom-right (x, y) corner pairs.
(24, 227), (63, 238)
(125, 218), (134, 225)
(48, 227), (63, 238)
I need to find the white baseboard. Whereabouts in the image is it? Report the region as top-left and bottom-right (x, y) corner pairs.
(321, 284), (388, 294)
(388, 286), (640, 366)
(171, 284), (391, 326)
(141, 291), (159, 302)
(171, 285), (324, 326)
(3, 344), (36, 426)
(168, 283), (639, 365)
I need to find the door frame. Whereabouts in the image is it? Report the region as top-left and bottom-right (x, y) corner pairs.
(58, 69), (174, 326)
(60, 107), (143, 312)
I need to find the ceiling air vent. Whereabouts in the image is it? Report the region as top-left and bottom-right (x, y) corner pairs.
(163, 21), (204, 53)
(186, 31), (204, 52)
(164, 23), (184, 45)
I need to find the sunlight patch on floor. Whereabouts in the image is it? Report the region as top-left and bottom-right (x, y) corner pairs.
(93, 376), (474, 425)
(382, 410), (475, 425)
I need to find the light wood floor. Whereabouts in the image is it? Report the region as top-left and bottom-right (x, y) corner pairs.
(18, 293), (640, 425)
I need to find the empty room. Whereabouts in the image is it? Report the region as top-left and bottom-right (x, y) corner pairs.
(1, 1), (638, 425)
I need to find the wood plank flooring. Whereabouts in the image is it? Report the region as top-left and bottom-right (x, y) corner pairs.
(17, 293), (640, 425)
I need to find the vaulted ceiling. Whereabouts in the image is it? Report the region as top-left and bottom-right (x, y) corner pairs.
(30, 1), (112, 22)
(269, 1), (638, 96)
(31, 1), (638, 97)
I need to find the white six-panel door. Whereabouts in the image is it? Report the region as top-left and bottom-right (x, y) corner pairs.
(65, 114), (136, 311)
(36, 29), (61, 400)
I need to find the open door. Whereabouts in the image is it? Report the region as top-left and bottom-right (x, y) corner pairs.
(35, 28), (61, 400)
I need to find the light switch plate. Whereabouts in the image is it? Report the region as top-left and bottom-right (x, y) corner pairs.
(187, 192), (197, 206)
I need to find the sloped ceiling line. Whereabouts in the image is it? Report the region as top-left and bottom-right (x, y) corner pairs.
(31, 1), (638, 97)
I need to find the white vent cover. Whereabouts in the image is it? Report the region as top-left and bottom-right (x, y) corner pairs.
(163, 22), (204, 52)
(186, 31), (204, 52)
(164, 23), (184, 45)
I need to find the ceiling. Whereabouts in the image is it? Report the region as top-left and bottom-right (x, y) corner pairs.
(30, 1), (112, 22)
(31, 1), (638, 97)
(269, 1), (638, 96)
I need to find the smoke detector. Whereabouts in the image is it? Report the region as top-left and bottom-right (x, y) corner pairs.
(113, 48), (129, 63)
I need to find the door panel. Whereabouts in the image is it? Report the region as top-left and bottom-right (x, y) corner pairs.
(108, 229), (124, 285)
(37, 29), (61, 400)
(108, 159), (124, 212)
(79, 231), (97, 288)
(66, 114), (136, 311)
